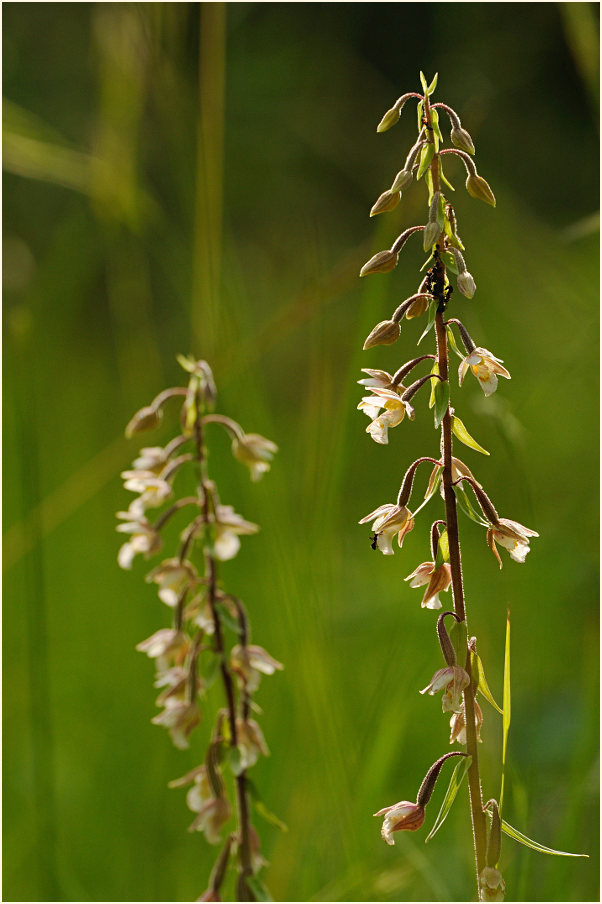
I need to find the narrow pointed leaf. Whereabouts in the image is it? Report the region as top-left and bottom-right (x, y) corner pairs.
(428, 361), (440, 408)
(228, 746), (244, 776)
(425, 755), (472, 843)
(500, 612), (511, 812)
(434, 529), (449, 568)
(417, 143), (435, 180)
(427, 72), (438, 96)
(449, 619), (468, 668)
(419, 71), (429, 95)
(443, 251), (458, 274)
(433, 380), (449, 429)
(426, 168), (434, 205)
(439, 159), (456, 193)
(418, 301), (437, 345)
(424, 466), (442, 501)
(452, 416), (490, 455)
(501, 819), (588, 858)
(246, 876), (273, 901)
(431, 107), (441, 151)
(214, 601), (242, 636)
(446, 324), (465, 359)
(417, 99), (424, 133)
(472, 650), (503, 714)
(254, 800), (289, 833)
(436, 190), (446, 229)
(455, 485), (490, 526)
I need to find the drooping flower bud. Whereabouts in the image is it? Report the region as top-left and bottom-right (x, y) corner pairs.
(359, 249), (398, 277)
(370, 189), (401, 217)
(376, 106), (401, 132)
(363, 319), (401, 350)
(466, 172), (496, 207)
(125, 405), (163, 439)
(451, 125), (476, 155)
(391, 168), (413, 192)
(457, 271), (477, 298)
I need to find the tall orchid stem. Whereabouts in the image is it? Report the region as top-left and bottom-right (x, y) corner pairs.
(193, 400), (253, 901)
(423, 93), (488, 892)
(435, 305), (487, 888)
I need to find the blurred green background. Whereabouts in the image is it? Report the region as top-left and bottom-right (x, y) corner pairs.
(3, 3), (599, 902)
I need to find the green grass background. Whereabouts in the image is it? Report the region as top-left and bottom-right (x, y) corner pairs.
(3, 3), (599, 901)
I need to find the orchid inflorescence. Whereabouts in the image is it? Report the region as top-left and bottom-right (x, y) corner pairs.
(358, 73), (540, 901)
(117, 355), (281, 902)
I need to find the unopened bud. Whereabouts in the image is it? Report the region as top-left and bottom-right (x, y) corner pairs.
(377, 106), (401, 133)
(457, 271), (477, 298)
(359, 249), (399, 277)
(363, 319), (401, 350)
(125, 405), (162, 439)
(451, 126), (475, 155)
(485, 799), (502, 868)
(466, 173), (496, 207)
(370, 189), (401, 217)
(376, 93), (416, 132)
(391, 168), (413, 192)
(405, 295), (430, 319)
(423, 220), (441, 252)
(479, 867), (505, 902)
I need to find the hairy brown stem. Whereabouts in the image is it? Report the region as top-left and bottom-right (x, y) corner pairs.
(194, 401), (254, 901)
(423, 93), (488, 892)
(436, 308), (487, 887)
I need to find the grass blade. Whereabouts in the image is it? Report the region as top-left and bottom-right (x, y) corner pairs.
(500, 610), (511, 814)
(501, 819), (588, 858)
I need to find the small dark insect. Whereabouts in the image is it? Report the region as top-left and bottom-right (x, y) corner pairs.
(421, 115), (434, 131)
(370, 533), (380, 550)
(444, 284), (453, 302)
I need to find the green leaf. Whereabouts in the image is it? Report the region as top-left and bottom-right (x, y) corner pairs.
(425, 756), (472, 843)
(416, 99), (424, 134)
(246, 876), (273, 901)
(214, 601), (242, 635)
(203, 653), (222, 690)
(424, 465), (442, 501)
(501, 819), (588, 858)
(419, 71), (429, 95)
(228, 746), (244, 776)
(417, 143), (435, 180)
(254, 799), (289, 833)
(428, 361), (439, 408)
(451, 416), (490, 455)
(426, 168), (434, 205)
(443, 251), (458, 274)
(455, 485), (490, 526)
(433, 380), (449, 429)
(427, 72), (438, 96)
(472, 651), (503, 714)
(439, 159), (455, 192)
(446, 324), (465, 360)
(431, 107), (441, 152)
(418, 301), (438, 345)
(436, 189), (446, 230)
(434, 529), (449, 568)
(449, 619), (468, 667)
(500, 612), (511, 812)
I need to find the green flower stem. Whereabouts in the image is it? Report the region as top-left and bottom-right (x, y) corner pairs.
(194, 403), (254, 902)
